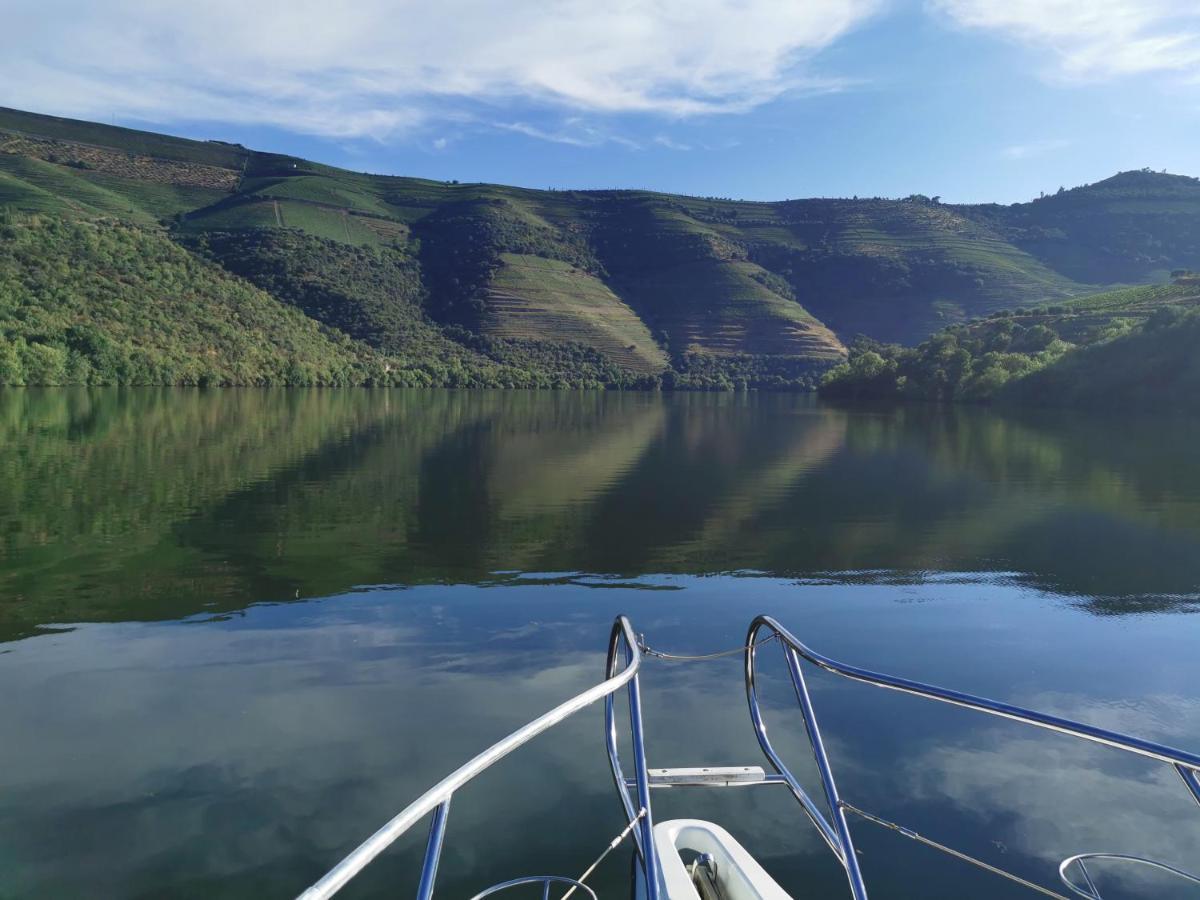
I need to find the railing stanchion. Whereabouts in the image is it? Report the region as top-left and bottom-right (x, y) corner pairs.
(625, 641), (660, 898)
(415, 799), (451, 900)
(781, 645), (868, 900)
(605, 620), (660, 898)
(1177, 764), (1200, 808)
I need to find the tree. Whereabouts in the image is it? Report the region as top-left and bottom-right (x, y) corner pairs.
(20, 342), (69, 385)
(0, 337), (25, 385)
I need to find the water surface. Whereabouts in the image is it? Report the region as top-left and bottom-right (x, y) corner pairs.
(1, 389), (1198, 898)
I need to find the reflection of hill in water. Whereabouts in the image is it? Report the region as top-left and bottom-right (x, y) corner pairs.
(2, 390), (1200, 639)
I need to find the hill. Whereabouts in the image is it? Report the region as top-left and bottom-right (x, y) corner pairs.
(0, 216), (377, 386)
(961, 171), (1200, 285)
(1003, 302), (1200, 411)
(2, 106), (1200, 388)
(818, 278), (1200, 406)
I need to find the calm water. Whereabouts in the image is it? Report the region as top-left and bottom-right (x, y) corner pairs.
(1, 389), (1198, 899)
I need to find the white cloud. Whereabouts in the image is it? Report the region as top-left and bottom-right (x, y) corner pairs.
(654, 135), (693, 151)
(901, 692), (1200, 890)
(932, 0), (1200, 79)
(495, 120), (641, 149)
(0, 0), (882, 139)
(1001, 138), (1070, 160)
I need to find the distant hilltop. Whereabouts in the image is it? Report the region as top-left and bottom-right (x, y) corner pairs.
(1, 105), (1199, 388)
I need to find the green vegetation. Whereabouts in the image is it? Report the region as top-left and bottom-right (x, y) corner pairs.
(1007, 305), (1200, 411)
(179, 229), (660, 388)
(181, 229), (433, 349)
(818, 330), (1068, 403)
(669, 351), (830, 390)
(0, 216), (667, 388)
(820, 280), (1200, 406)
(3, 107), (1200, 393)
(0, 216), (382, 386)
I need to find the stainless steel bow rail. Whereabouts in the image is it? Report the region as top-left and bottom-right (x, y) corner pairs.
(745, 614), (1200, 900)
(297, 614), (1200, 899)
(295, 616), (659, 900)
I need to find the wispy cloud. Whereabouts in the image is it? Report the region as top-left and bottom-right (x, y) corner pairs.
(496, 120), (641, 149)
(0, 0), (883, 139)
(496, 122), (592, 148)
(931, 0), (1200, 80)
(1001, 138), (1070, 160)
(653, 135), (693, 151)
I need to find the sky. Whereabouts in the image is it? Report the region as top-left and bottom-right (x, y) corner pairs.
(2, 0), (1199, 203)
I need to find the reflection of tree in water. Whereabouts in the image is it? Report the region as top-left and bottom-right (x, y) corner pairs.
(3, 390), (1200, 640)
(0, 388), (406, 638)
(889, 406), (1200, 609)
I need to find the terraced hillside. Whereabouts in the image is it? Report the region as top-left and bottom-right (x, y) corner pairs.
(485, 254), (667, 374)
(2, 105), (1200, 388)
(772, 198), (1080, 342)
(963, 171), (1200, 285)
(587, 194), (846, 360)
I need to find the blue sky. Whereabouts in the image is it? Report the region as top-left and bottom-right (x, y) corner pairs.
(3, 0), (1199, 203)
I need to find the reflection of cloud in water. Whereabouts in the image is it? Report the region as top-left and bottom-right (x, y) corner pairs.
(0, 594), (838, 898)
(900, 693), (1200, 895)
(0, 609), (614, 894)
(3, 573), (1198, 898)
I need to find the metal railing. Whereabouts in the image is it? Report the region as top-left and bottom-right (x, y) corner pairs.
(469, 875), (597, 899)
(745, 614), (1200, 900)
(296, 616), (652, 900)
(605, 617), (661, 899)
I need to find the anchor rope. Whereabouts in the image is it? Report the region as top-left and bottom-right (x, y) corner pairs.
(636, 632), (778, 661)
(560, 808), (647, 900)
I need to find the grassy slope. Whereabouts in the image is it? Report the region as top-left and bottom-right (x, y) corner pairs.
(3, 107), (1200, 387)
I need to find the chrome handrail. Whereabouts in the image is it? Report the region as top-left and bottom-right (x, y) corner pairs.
(745, 614), (1200, 900)
(469, 875), (598, 900)
(297, 616), (646, 900)
(605, 619), (662, 899)
(1059, 853), (1200, 899)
